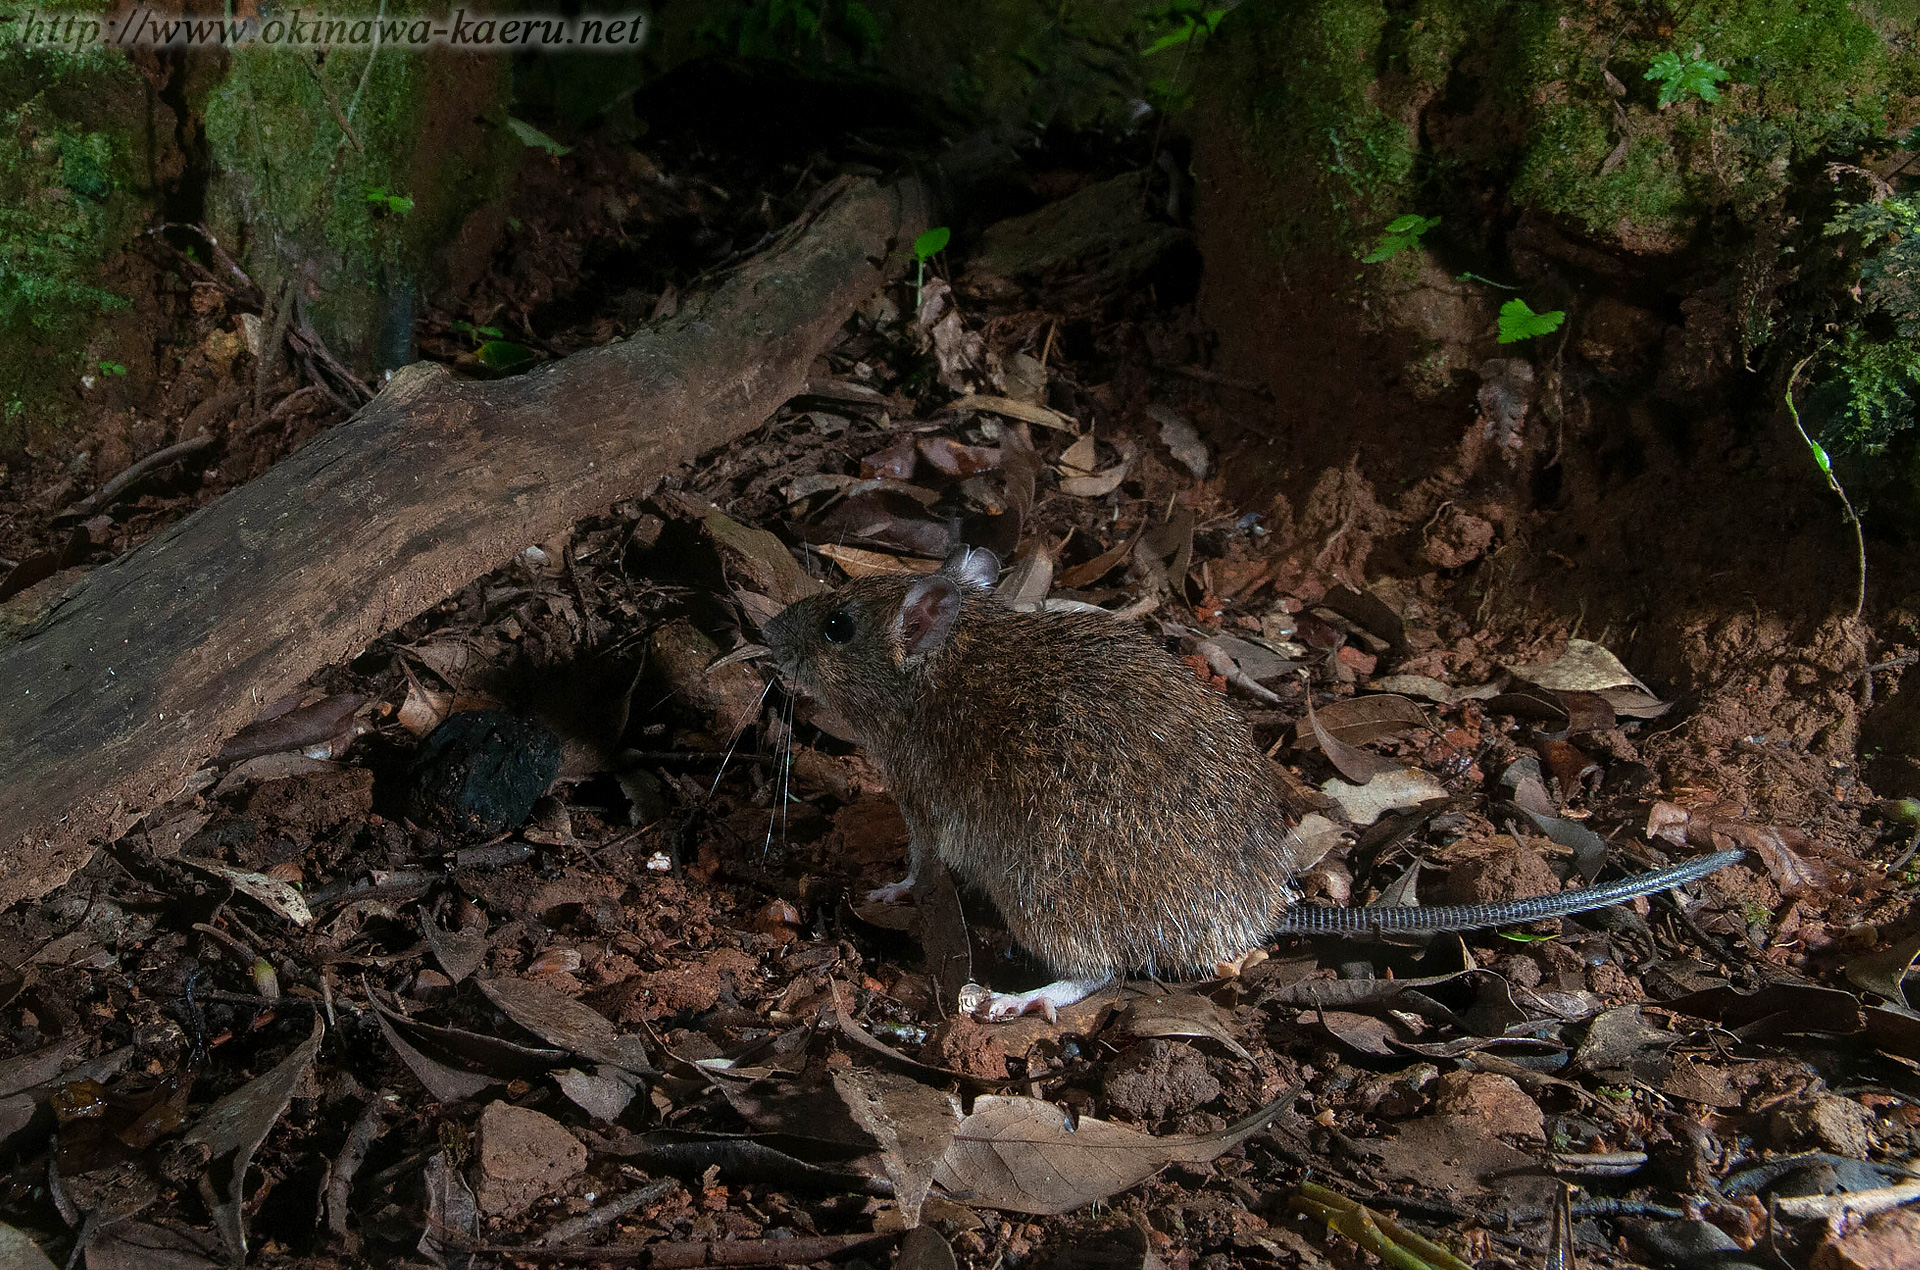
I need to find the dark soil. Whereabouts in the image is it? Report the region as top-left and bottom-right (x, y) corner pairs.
(1, 62), (1917, 1270)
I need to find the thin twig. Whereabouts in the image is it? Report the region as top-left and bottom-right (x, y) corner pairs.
(537, 1179), (677, 1246)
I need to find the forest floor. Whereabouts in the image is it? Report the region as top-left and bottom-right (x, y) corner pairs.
(0, 72), (1916, 1270)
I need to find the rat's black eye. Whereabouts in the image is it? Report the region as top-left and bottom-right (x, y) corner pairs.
(821, 608), (855, 644)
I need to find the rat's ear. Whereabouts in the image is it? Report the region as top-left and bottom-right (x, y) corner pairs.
(896, 574), (964, 657)
(939, 545), (1000, 591)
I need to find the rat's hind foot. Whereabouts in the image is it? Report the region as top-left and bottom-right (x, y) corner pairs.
(973, 978), (1110, 1024)
(865, 878), (915, 904)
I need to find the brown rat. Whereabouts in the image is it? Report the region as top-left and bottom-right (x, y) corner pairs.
(762, 547), (1740, 1020)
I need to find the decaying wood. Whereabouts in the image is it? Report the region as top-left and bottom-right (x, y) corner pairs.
(0, 176), (927, 910)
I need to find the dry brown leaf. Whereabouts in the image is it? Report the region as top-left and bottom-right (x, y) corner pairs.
(176, 857), (314, 926)
(895, 1226), (961, 1270)
(1303, 693), (1401, 784)
(832, 1066), (962, 1226)
(1847, 932), (1920, 1005)
(1507, 640), (1668, 718)
(420, 911), (487, 983)
(941, 393), (1078, 433)
(674, 499), (823, 605)
(996, 547), (1055, 610)
(184, 1014), (324, 1261)
(1119, 990), (1253, 1061)
(1060, 465), (1130, 497)
(933, 1093), (1285, 1215)
(216, 693), (366, 764)
(371, 1002), (504, 1103)
(397, 680), (454, 737)
(1368, 673), (1457, 704)
(816, 543), (939, 577)
(1302, 694), (1432, 747)
(475, 976), (653, 1074)
(1056, 531), (1141, 590)
(1057, 434), (1097, 475)
(1319, 767), (1448, 826)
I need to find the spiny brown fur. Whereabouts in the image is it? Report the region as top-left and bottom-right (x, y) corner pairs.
(765, 574), (1305, 981)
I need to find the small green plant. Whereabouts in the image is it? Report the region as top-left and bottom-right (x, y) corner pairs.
(96, 359), (126, 376)
(1786, 352), (1866, 621)
(1496, 298), (1565, 343)
(1817, 193), (1920, 453)
(1360, 213), (1438, 264)
(1645, 48), (1729, 107)
(912, 226), (949, 309)
(451, 319), (534, 374)
(1138, 2), (1226, 58)
(1136, 2), (1225, 114)
(506, 117), (571, 158)
(360, 184), (414, 216)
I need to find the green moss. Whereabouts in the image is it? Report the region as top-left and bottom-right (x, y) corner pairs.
(1202, 0), (1920, 266)
(0, 17), (147, 451)
(205, 16), (518, 371)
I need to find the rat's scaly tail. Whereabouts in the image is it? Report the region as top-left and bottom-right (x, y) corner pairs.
(1271, 850), (1745, 936)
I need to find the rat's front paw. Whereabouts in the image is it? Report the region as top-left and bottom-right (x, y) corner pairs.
(865, 879), (914, 904)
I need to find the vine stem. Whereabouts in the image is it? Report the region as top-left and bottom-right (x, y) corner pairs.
(1784, 351), (1866, 623)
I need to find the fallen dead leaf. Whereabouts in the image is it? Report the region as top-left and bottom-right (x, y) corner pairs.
(996, 546), (1054, 610)
(832, 1066), (962, 1226)
(1847, 931), (1920, 1005)
(1119, 989), (1253, 1062)
(183, 1014), (323, 1262)
(216, 693), (367, 764)
(816, 543), (939, 577)
(475, 976), (654, 1074)
(941, 393), (1078, 433)
(1505, 639), (1669, 718)
(176, 857), (314, 926)
(1148, 404), (1210, 479)
(1303, 693), (1402, 784)
(932, 1093), (1286, 1215)
(1300, 694), (1432, 748)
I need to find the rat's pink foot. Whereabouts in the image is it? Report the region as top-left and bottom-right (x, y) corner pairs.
(974, 978), (1109, 1024)
(865, 878), (915, 904)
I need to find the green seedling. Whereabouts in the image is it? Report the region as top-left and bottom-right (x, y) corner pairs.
(97, 360), (126, 376)
(361, 184), (414, 216)
(1646, 48), (1728, 107)
(1139, 3), (1226, 57)
(912, 226), (949, 310)
(1361, 213), (1439, 264)
(451, 320), (507, 343)
(1496, 298), (1565, 343)
(506, 117), (571, 157)
(1786, 351), (1866, 621)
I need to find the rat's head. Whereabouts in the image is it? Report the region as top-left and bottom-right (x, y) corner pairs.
(763, 546), (999, 725)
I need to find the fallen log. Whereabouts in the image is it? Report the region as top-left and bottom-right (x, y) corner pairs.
(0, 176), (927, 910)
